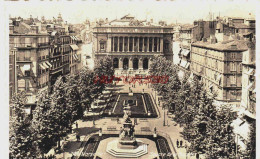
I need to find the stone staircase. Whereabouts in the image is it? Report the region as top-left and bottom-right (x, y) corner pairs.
(106, 140), (148, 158)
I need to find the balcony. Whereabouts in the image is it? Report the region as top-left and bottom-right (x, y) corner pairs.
(37, 42), (50, 48)
(16, 57), (32, 62)
(11, 43), (36, 49)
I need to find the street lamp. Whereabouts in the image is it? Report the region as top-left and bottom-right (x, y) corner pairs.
(163, 107), (166, 126)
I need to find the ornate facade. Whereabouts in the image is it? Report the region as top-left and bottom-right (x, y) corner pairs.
(93, 15), (173, 74)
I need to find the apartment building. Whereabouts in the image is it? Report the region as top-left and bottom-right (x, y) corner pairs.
(9, 20), (51, 110)
(191, 37), (250, 103)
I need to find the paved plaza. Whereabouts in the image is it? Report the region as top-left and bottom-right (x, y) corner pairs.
(52, 79), (201, 159)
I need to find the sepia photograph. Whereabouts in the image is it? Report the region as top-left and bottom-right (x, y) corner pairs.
(0, 0), (258, 158)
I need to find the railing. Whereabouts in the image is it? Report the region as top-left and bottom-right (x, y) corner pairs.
(93, 27), (173, 34)
(10, 43), (36, 48)
(38, 42), (50, 47)
(16, 57), (31, 62)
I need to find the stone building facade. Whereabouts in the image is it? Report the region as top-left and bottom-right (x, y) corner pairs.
(191, 39), (249, 103)
(93, 15), (173, 74)
(241, 42), (255, 118)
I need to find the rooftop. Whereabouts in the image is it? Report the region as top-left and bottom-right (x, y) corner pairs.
(96, 15), (169, 28)
(233, 23), (254, 29)
(192, 39), (252, 51)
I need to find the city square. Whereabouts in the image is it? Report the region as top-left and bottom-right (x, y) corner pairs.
(6, 1), (257, 159)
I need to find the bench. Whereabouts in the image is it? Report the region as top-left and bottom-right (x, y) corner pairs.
(107, 126), (117, 131)
(141, 127), (151, 132)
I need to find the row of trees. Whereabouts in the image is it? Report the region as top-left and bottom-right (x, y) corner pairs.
(149, 56), (246, 158)
(9, 56), (114, 158)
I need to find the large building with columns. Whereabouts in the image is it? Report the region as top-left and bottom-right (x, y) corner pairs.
(93, 15), (173, 74)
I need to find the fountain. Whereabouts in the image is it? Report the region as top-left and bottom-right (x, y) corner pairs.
(106, 104), (148, 158)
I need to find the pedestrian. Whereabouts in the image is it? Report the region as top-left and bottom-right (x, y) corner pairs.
(76, 134), (80, 141)
(176, 139), (179, 148)
(75, 122), (78, 129)
(117, 117), (119, 124)
(180, 140), (183, 147)
(196, 153), (199, 159)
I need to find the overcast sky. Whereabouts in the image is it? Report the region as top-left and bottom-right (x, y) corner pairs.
(5, 0), (257, 24)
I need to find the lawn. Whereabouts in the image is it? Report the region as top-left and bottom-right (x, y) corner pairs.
(103, 93), (158, 118)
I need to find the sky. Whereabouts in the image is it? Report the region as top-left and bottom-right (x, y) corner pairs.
(5, 0), (257, 24)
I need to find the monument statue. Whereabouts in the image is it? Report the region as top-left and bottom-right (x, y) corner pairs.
(118, 104), (137, 149)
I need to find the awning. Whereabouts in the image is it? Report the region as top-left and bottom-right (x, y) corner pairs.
(70, 44), (79, 51)
(70, 36), (77, 41)
(46, 61), (52, 67)
(180, 60), (187, 68)
(217, 74), (222, 82)
(43, 62), (49, 69)
(185, 62), (190, 69)
(176, 59), (181, 65)
(51, 31), (57, 36)
(39, 63), (46, 70)
(75, 54), (79, 60)
(246, 83), (253, 90)
(182, 49), (190, 56)
(73, 54), (77, 60)
(23, 64), (31, 71)
(246, 69), (254, 75)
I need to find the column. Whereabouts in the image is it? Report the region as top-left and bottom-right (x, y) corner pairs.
(108, 36), (112, 52)
(139, 57), (143, 70)
(123, 37), (125, 52)
(147, 37), (149, 52)
(132, 37), (134, 52)
(119, 58), (123, 70)
(137, 37), (140, 52)
(149, 57), (153, 69)
(142, 37), (145, 52)
(128, 37), (130, 52)
(111, 37), (114, 52)
(152, 37), (154, 52)
(160, 38), (163, 52)
(117, 37), (120, 52)
(157, 38), (159, 52)
(129, 57), (133, 70)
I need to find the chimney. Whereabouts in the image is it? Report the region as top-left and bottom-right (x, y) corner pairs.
(231, 45), (237, 49)
(9, 25), (14, 34)
(210, 35), (217, 44)
(30, 25), (38, 34)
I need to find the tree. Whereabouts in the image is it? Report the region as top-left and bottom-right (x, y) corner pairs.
(9, 91), (34, 158)
(240, 120), (256, 159)
(30, 92), (55, 157)
(51, 76), (71, 148)
(64, 74), (82, 121)
(78, 67), (98, 111)
(204, 105), (237, 158)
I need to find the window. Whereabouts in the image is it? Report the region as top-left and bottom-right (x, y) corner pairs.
(231, 53), (236, 59)
(230, 62), (236, 71)
(100, 42), (105, 51)
(25, 79), (29, 91)
(230, 75), (236, 85)
(25, 70), (30, 77)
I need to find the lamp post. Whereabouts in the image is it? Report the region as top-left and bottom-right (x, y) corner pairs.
(163, 107), (166, 126)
